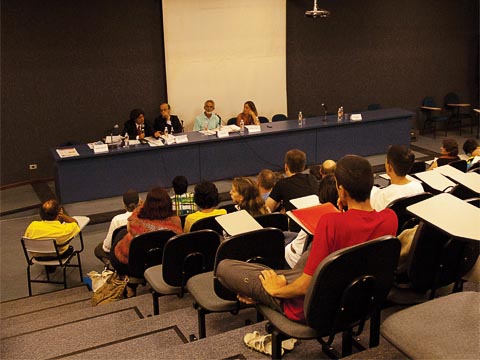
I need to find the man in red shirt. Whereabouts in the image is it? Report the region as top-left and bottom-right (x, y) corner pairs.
(217, 155), (398, 323)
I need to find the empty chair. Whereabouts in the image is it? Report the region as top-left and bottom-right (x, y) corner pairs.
(186, 228), (285, 338)
(257, 236), (401, 359)
(448, 159), (468, 172)
(272, 114), (287, 122)
(421, 97), (449, 138)
(408, 161), (426, 174)
(386, 192), (433, 235)
(444, 92), (472, 136)
(367, 103), (381, 111)
(189, 215), (224, 234)
(382, 292), (480, 360)
(227, 117), (237, 125)
(254, 213), (289, 231)
(144, 230), (220, 315)
(258, 116), (269, 123)
(21, 236), (85, 296)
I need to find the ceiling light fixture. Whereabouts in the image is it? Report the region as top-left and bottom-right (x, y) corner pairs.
(305, 0), (330, 18)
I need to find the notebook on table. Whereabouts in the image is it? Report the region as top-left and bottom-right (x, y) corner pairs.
(215, 210), (263, 236)
(287, 202), (339, 235)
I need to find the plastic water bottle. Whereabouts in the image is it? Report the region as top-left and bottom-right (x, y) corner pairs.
(298, 111), (303, 126)
(337, 106), (344, 122)
(164, 126), (168, 135)
(124, 132), (129, 148)
(239, 119), (245, 134)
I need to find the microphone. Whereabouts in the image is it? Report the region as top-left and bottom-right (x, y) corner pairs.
(112, 124), (120, 136)
(321, 103), (328, 121)
(217, 114), (222, 130)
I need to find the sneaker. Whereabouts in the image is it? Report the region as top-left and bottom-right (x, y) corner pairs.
(244, 331), (288, 356)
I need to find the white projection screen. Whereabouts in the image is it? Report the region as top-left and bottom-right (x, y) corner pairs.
(162, 0), (287, 131)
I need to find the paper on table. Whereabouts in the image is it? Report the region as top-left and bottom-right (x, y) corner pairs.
(146, 137), (165, 146)
(226, 125), (240, 132)
(290, 194), (320, 209)
(56, 148), (79, 158)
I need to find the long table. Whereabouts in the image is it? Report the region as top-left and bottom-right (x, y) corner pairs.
(52, 108), (413, 203)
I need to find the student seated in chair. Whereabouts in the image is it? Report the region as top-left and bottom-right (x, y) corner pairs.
(24, 199), (80, 271)
(216, 155), (398, 323)
(370, 145), (424, 211)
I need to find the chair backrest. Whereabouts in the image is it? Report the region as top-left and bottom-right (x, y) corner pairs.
(21, 237), (59, 260)
(448, 160), (467, 172)
(272, 114), (287, 122)
(258, 116), (269, 123)
(422, 97), (437, 107)
(444, 92), (460, 107)
(128, 229), (176, 277)
(213, 228), (286, 300)
(386, 192), (433, 235)
(161, 229), (220, 287)
(406, 221), (479, 293)
(254, 213), (289, 231)
(304, 236), (401, 334)
(111, 225), (128, 250)
(190, 215), (224, 234)
(408, 161), (426, 174)
(227, 117), (237, 125)
(219, 203), (237, 213)
(367, 103), (381, 111)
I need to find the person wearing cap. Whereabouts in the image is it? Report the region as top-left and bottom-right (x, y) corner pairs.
(94, 189), (141, 265)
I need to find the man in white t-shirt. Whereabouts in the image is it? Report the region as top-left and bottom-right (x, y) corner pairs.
(370, 145), (424, 211)
(94, 189), (140, 265)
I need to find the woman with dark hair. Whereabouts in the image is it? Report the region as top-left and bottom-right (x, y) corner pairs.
(230, 177), (269, 217)
(183, 181), (227, 232)
(236, 101), (260, 126)
(429, 137), (460, 169)
(111, 186), (182, 296)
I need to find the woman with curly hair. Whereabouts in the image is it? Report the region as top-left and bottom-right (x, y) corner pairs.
(230, 177), (270, 217)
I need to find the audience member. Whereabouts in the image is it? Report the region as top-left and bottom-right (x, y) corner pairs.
(370, 145), (424, 211)
(429, 137), (460, 169)
(184, 181), (227, 232)
(94, 189), (140, 265)
(284, 174), (339, 268)
(171, 175), (195, 216)
(216, 155), (398, 323)
(111, 187), (182, 297)
(154, 103), (183, 134)
(236, 101), (260, 126)
(308, 164), (322, 181)
(266, 149), (318, 214)
(230, 177), (270, 217)
(122, 108), (158, 140)
(320, 159), (336, 177)
(257, 169), (278, 202)
(193, 100), (221, 131)
(24, 199), (80, 264)
(463, 138), (480, 170)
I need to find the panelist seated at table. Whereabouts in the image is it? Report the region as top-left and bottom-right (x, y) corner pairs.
(193, 99), (221, 131)
(236, 100), (260, 126)
(122, 108), (159, 140)
(154, 102), (183, 135)
(429, 137), (460, 170)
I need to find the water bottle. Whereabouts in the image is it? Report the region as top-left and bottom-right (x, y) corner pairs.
(124, 132), (129, 148)
(298, 111), (303, 126)
(164, 126), (168, 135)
(337, 106), (344, 122)
(239, 119), (245, 134)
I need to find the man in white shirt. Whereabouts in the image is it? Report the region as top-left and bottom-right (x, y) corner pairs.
(370, 145), (424, 211)
(94, 189), (140, 265)
(193, 100), (221, 131)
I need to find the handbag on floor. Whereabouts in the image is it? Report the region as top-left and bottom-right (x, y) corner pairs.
(91, 272), (128, 306)
(87, 269), (114, 292)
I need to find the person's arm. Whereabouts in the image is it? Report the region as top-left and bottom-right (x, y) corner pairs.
(250, 111), (260, 125)
(260, 270), (312, 298)
(236, 114), (243, 126)
(265, 197), (279, 212)
(58, 208), (78, 224)
(193, 117), (201, 131)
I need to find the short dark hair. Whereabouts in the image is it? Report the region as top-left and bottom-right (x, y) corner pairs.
(442, 137), (458, 156)
(40, 199), (60, 221)
(285, 149), (306, 174)
(172, 175), (188, 195)
(129, 108), (145, 122)
(309, 165), (322, 181)
(334, 155), (374, 202)
(386, 145), (415, 177)
(318, 174), (338, 206)
(463, 138), (479, 155)
(138, 187), (173, 219)
(123, 189), (139, 212)
(257, 169), (277, 190)
(193, 181), (219, 209)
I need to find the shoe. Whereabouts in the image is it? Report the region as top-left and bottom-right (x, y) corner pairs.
(243, 331), (283, 356)
(281, 337), (297, 351)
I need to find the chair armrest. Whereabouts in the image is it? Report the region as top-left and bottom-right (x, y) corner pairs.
(421, 106), (442, 111)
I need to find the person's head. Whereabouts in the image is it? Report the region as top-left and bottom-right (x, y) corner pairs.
(193, 181), (220, 210)
(123, 189), (139, 212)
(334, 155), (374, 203)
(138, 187), (173, 219)
(318, 174), (338, 206)
(40, 199), (60, 221)
(231, 177), (267, 216)
(172, 175), (189, 195)
(243, 101), (258, 116)
(204, 100), (215, 115)
(257, 169), (277, 192)
(320, 160), (336, 177)
(441, 137), (458, 157)
(463, 138), (479, 156)
(130, 109), (145, 124)
(309, 165), (322, 181)
(285, 149), (306, 174)
(386, 145), (415, 177)
(160, 103), (171, 118)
